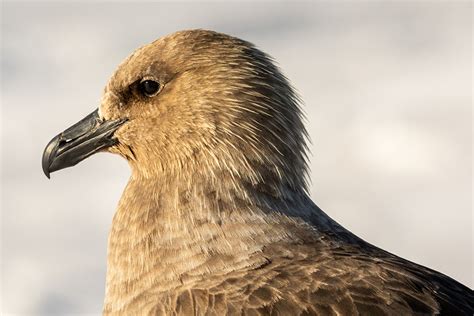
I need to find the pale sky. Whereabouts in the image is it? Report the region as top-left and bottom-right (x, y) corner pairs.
(1, 1), (472, 315)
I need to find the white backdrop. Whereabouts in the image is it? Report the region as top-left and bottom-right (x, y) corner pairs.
(1, 2), (472, 315)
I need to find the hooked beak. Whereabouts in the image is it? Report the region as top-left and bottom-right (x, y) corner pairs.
(42, 109), (127, 178)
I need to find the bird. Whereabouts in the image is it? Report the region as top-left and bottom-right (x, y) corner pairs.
(42, 29), (473, 315)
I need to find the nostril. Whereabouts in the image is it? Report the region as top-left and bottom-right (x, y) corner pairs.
(58, 138), (74, 149)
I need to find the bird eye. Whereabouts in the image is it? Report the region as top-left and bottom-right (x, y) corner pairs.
(139, 79), (160, 97)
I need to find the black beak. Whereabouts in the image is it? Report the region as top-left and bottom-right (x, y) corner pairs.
(42, 109), (127, 178)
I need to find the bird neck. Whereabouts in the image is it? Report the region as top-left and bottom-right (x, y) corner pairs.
(106, 170), (336, 312)
(103, 173), (322, 311)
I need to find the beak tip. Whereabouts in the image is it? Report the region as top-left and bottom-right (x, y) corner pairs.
(42, 142), (55, 179)
(42, 161), (51, 179)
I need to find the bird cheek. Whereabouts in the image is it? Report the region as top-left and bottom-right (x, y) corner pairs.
(113, 127), (130, 145)
(107, 128), (138, 161)
(100, 91), (124, 120)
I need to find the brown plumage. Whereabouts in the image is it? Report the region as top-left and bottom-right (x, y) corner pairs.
(43, 30), (473, 315)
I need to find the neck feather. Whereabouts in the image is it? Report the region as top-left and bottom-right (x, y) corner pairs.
(103, 171), (313, 310)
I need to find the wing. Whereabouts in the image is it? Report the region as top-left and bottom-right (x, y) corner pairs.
(156, 236), (473, 315)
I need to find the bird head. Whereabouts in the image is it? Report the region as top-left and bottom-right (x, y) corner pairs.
(42, 30), (309, 196)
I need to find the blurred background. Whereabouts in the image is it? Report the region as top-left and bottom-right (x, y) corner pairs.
(1, 1), (472, 315)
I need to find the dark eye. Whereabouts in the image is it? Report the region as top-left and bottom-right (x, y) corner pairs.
(139, 79), (160, 97)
